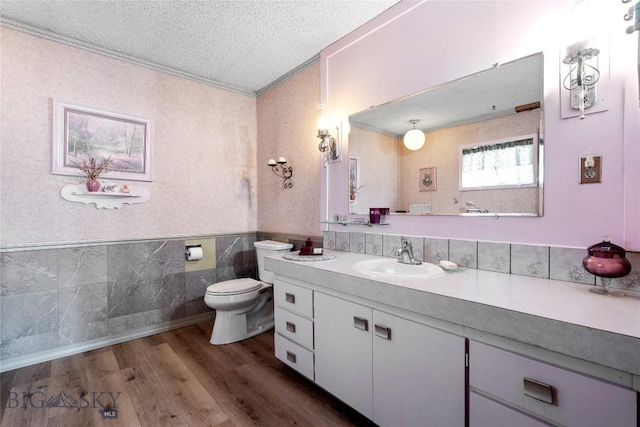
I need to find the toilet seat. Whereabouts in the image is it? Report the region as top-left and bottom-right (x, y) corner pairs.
(206, 278), (262, 296)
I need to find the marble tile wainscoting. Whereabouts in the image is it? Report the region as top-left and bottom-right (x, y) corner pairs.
(323, 231), (640, 293)
(0, 232), (318, 372)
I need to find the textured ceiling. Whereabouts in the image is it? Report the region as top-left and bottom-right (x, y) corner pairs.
(0, 0), (398, 95)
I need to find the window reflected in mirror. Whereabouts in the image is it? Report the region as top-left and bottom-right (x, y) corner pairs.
(460, 134), (538, 190)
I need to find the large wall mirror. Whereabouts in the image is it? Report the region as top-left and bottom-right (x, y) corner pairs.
(348, 52), (544, 217)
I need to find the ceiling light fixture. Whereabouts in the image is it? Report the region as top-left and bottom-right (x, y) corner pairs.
(403, 119), (425, 150)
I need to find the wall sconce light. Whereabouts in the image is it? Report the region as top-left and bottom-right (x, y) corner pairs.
(624, 0), (639, 34)
(403, 119), (425, 150)
(267, 157), (293, 189)
(317, 104), (340, 162)
(562, 40), (601, 119)
(317, 128), (339, 159)
(623, 0), (639, 104)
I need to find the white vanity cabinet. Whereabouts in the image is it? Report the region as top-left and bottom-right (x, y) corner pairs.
(267, 252), (639, 427)
(314, 291), (466, 426)
(273, 278), (315, 381)
(372, 309), (466, 427)
(469, 341), (638, 427)
(314, 292), (374, 418)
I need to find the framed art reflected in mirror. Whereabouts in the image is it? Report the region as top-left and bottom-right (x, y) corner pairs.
(419, 167), (436, 191)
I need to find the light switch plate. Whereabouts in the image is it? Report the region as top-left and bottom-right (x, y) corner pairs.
(580, 156), (601, 184)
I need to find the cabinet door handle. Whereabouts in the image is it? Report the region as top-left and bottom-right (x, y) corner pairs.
(286, 351), (297, 363)
(353, 316), (369, 331)
(375, 324), (392, 340)
(285, 292), (295, 304)
(523, 377), (554, 404)
(285, 321), (296, 333)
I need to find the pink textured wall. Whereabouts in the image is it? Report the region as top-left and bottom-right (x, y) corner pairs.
(256, 63), (323, 238)
(0, 28), (257, 246)
(321, 1), (639, 249)
(349, 127), (400, 214)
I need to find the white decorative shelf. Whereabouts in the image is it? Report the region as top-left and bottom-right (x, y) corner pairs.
(61, 184), (150, 209)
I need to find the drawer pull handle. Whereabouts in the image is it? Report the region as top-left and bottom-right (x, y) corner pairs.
(285, 293), (295, 304)
(523, 377), (554, 404)
(285, 321), (296, 333)
(286, 351), (297, 363)
(353, 316), (369, 331)
(375, 324), (392, 340)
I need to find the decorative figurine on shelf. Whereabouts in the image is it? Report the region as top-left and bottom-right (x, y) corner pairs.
(583, 236), (632, 295)
(102, 183), (119, 192)
(69, 155), (112, 192)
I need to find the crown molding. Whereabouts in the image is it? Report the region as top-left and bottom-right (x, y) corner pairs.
(0, 17), (257, 97)
(255, 54), (319, 97)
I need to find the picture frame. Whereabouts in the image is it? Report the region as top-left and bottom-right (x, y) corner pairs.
(419, 167), (437, 191)
(52, 99), (154, 182)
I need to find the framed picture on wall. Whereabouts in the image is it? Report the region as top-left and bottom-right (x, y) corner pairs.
(52, 99), (154, 181)
(419, 167), (437, 191)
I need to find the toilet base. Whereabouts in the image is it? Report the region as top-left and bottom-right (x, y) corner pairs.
(209, 314), (274, 345)
(209, 286), (274, 345)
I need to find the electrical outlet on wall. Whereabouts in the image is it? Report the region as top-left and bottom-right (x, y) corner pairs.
(580, 155), (601, 184)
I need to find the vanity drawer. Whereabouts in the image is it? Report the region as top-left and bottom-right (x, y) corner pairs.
(469, 341), (637, 426)
(274, 278), (313, 318)
(275, 306), (314, 350)
(275, 333), (314, 381)
(470, 391), (548, 427)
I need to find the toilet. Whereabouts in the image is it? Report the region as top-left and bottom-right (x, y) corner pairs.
(204, 239), (293, 345)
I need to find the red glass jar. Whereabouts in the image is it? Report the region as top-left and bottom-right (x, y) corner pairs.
(582, 238), (632, 278)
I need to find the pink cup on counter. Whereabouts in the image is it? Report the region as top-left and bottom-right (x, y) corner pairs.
(370, 208), (389, 224)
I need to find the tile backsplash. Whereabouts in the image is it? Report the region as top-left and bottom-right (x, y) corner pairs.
(477, 241), (510, 273)
(449, 239), (478, 269)
(323, 231), (640, 293)
(511, 244), (550, 279)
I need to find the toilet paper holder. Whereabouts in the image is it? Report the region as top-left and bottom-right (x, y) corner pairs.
(185, 244), (203, 261)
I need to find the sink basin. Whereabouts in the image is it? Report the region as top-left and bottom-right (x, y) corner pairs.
(353, 258), (445, 280)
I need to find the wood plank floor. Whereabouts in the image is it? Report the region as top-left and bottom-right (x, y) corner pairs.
(0, 321), (376, 427)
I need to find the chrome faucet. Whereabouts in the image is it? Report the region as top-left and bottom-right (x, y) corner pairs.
(397, 237), (422, 265)
(465, 200), (488, 213)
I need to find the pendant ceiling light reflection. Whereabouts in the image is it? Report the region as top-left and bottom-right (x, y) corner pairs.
(403, 119), (425, 150)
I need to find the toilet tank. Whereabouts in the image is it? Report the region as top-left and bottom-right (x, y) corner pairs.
(254, 240), (293, 283)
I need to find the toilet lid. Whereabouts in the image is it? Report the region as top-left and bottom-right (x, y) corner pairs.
(254, 240), (293, 250)
(206, 278), (262, 296)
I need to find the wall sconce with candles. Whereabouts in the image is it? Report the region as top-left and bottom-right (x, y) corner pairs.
(267, 157), (293, 189)
(562, 40), (601, 119)
(403, 119), (426, 150)
(317, 104), (341, 162)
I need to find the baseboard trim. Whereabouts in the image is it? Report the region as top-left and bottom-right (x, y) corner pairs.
(0, 312), (216, 373)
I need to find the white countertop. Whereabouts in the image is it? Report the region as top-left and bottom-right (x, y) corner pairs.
(265, 250), (640, 379)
